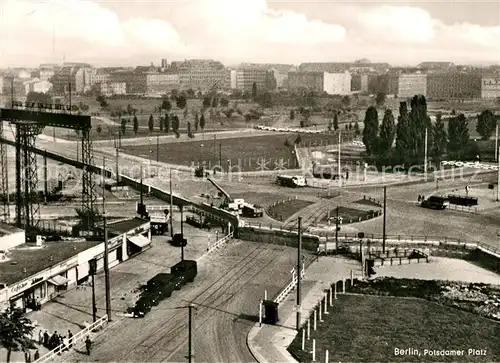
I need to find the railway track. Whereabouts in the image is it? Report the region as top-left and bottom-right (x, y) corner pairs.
(116, 242), (283, 362)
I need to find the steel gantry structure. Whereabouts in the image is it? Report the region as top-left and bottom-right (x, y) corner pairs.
(0, 104), (98, 239)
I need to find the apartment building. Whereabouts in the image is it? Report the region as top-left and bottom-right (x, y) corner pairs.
(109, 71), (147, 95)
(170, 59), (229, 91)
(288, 71), (351, 95)
(426, 73), (482, 100)
(397, 73), (427, 98)
(100, 82), (126, 96)
(233, 68), (272, 91)
(146, 73), (180, 94)
(481, 76), (500, 99)
(23, 78), (52, 94)
(89, 70), (110, 86)
(39, 64), (59, 81)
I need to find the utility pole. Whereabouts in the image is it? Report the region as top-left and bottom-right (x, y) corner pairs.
(496, 124), (499, 162)
(338, 131), (341, 187)
(102, 157), (106, 211)
(188, 304), (196, 363)
(497, 147), (500, 202)
(169, 168), (174, 238)
(219, 143), (222, 171)
(91, 259), (97, 323)
(43, 151), (48, 203)
(140, 165), (144, 207)
(180, 205), (184, 261)
(115, 148), (119, 183)
(296, 217), (302, 331)
(424, 128), (428, 180)
(103, 213), (112, 321)
(335, 207), (339, 252)
(156, 135), (159, 162)
(382, 186), (387, 254)
(68, 82), (72, 113)
(213, 134), (217, 170)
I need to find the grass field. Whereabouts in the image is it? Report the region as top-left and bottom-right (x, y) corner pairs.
(322, 206), (378, 223)
(122, 134), (300, 171)
(288, 294), (500, 362)
(267, 199), (314, 222)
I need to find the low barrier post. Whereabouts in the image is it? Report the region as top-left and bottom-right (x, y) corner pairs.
(307, 318), (310, 340)
(302, 329), (305, 351)
(350, 270), (354, 286)
(259, 300), (263, 327)
(342, 279), (345, 293)
(323, 293), (329, 314)
(264, 290), (267, 301)
(319, 304), (323, 322)
(312, 339), (316, 361)
(313, 310), (317, 330)
(334, 283), (337, 299)
(325, 349), (329, 363)
(329, 286), (333, 306)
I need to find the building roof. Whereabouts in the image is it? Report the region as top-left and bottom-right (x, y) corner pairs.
(107, 217), (148, 235)
(0, 240), (101, 286)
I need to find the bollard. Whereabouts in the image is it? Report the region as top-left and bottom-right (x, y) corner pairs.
(307, 318), (310, 340)
(351, 270), (354, 286)
(324, 293), (329, 314)
(312, 339), (316, 361)
(319, 304), (323, 322)
(325, 349), (329, 363)
(264, 290), (267, 301)
(302, 329), (305, 351)
(259, 300), (263, 327)
(329, 286), (333, 306)
(334, 283), (337, 299)
(342, 279), (345, 293)
(313, 310), (317, 330)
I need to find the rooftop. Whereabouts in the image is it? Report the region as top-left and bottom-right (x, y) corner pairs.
(0, 240), (101, 286)
(107, 217), (148, 235)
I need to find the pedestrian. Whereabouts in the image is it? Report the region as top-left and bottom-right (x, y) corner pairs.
(38, 330), (43, 345)
(24, 350), (31, 363)
(68, 330), (73, 349)
(43, 330), (49, 347)
(418, 195), (421, 202)
(34, 350), (40, 361)
(85, 336), (92, 356)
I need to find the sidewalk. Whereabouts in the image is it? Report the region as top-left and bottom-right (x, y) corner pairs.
(1, 222), (220, 363)
(247, 256), (362, 363)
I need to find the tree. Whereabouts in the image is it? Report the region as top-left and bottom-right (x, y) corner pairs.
(362, 106), (379, 155)
(379, 109), (396, 155)
(290, 109), (295, 120)
(148, 114), (154, 132)
(79, 102), (89, 112)
(256, 92), (274, 108)
(1, 307), (35, 362)
(220, 98), (229, 107)
(176, 94), (187, 109)
(164, 114), (170, 133)
(354, 121), (360, 136)
(211, 98), (219, 108)
(159, 116), (164, 132)
(194, 113), (199, 131)
(186, 88), (196, 98)
(333, 113), (339, 131)
(341, 95), (351, 108)
(202, 96), (211, 108)
(96, 125), (102, 134)
(448, 114), (470, 159)
(187, 121), (193, 138)
(121, 118), (127, 135)
(96, 95), (108, 107)
(252, 82), (257, 98)
(431, 113), (447, 165)
(127, 104), (133, 115)
(133, 115), (139, 135)
(200, 114), (206, 130)
(375, 92), (386, 107)
(348, 122), (353, 130)
(183, 107), (188, 120)
(476, 109), (497, 140)
(161, 99), (172, 112)
(26, 91), (52, 105)
(328, 119), (333, 132)
(172, 115), (180, 134)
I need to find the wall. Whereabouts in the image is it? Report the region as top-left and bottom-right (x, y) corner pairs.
(0, 231), (25, 251)
(238, 227), (319, 251)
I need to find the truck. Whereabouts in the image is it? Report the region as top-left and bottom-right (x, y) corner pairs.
(276, 175), (307, 187)
(241, 203), (264, 218)
(421, 195), (449, 210)
(137, 203), (170, 235)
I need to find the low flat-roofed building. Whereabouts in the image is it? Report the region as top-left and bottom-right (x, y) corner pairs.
(0, 222), (25, 251)
(0, 218), (150, 312)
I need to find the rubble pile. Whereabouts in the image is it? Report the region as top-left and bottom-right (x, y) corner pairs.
(440, 283), (500, 321)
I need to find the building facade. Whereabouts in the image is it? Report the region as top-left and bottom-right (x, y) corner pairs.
(23, 78), (52, 94)
(146, 73), (180, 94)
(397, 73), (427, 98)
(109, 72), (148, 95)
(100, 82), (127, 96)
(234, 68), (269, 91)
(426, 73), (482, 100)
(481, 77), (500, 99)
(288, 71), (351, 95)
(323, 71), (351, 95)
(170, 59), (229, 91)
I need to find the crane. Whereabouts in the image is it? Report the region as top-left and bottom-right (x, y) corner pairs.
(207, 177), (232, 205)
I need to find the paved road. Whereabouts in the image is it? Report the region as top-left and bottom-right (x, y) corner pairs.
(57, 241), (307, 363)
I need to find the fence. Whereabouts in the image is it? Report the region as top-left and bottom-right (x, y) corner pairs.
(448, 204), (479, 213)
(266, 196), (299, 221)
(274, 267), (306, 305)
(207, 232), (234, 254)
(361, 195), (383, 207)
(34, 314), (109, 363)
(35, 219), (73, 236)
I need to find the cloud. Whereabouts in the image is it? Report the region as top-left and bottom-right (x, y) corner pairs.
(0, 0), (498, 66)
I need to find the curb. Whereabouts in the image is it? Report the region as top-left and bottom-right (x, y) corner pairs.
(246, 323), (269, 363)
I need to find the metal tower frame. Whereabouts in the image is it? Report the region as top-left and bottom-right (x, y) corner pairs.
(0, 120), (9, 222)
(0, 106), (97, 238)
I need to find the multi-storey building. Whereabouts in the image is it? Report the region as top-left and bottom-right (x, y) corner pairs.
(233, 68), (273, 91)
(417, 61), (455, 71)
(170, 59), (229, 91)
(146, 73), (180, 94)
(426, 73), (482, 100)
(397, 73), (427, 98)
(89, 70), (110, 86)
(74, 67), (94, 93)
(481, 76), (500, 99)
(23, 78), (52, 94)
(100, 82), (126, 97)
(39, 64), (59, 81)
(109, 71), (147, 95)
(351, 73), (379, 93)
(288, 71), (351, 95)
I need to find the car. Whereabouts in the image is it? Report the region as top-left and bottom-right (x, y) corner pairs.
(170, 233), (187, 247)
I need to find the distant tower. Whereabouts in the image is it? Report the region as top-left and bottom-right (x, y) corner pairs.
(161, 58), (168, 68)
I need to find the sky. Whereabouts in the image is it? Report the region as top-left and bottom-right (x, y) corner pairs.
(0, 0), (499, 68)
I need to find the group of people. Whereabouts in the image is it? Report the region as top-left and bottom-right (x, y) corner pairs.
(417, 195), (426, 203)
(39, 329), (73, 351)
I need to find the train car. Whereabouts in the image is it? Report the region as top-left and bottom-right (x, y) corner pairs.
(276, 175), (306, 187)
(447, 194), (478, 207)
(241, 203), (264, 217)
